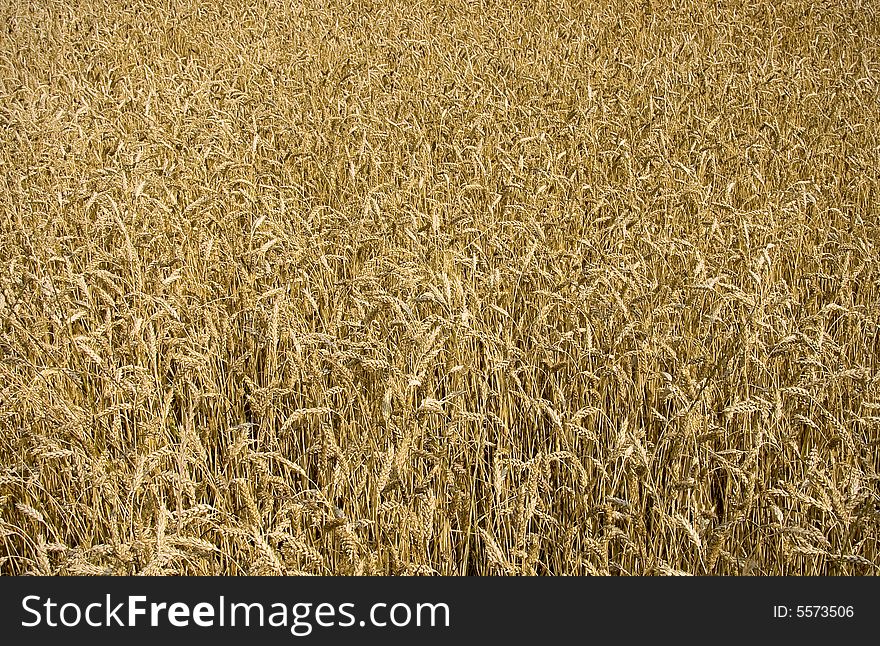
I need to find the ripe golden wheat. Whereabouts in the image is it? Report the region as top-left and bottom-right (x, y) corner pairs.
(1, 0), (878, 575)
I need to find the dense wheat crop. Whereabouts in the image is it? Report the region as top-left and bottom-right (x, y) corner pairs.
(1, 0), (878, 575)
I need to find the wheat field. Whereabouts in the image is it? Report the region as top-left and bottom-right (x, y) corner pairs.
(1, 0), (878, 576)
